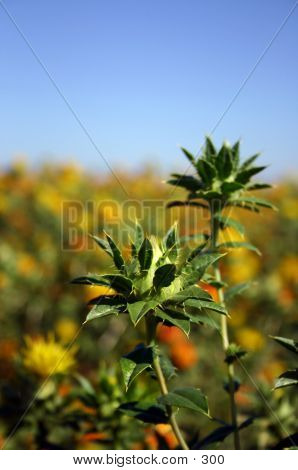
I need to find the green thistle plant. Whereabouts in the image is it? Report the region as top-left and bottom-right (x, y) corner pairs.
(72, 223), (228, 449)
(167, 137), (276, 449)
(168, 137), (275, 212)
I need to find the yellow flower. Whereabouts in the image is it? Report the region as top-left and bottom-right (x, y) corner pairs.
(259, 360), (286, 384)
(229, 308), (247, 327)
(103, 205), (118, 221)
(11, 157), (27, 174)
(280, 198), (298, 219)
(55, 319), (79, 343)
(0, 272), (9, 289)
(218, 227), (244, 244)
(224, 249), (260, 283)
(17, 254), (37, 276)
(59, 164), (82, 188)
(23, 335), (77, 378)
(84, 285), (116, 302)
(78, 442), (102, 450)
(278, 256), (298, 284)
(0, 194), (9, 213)
(36, 186), (62, 214)
(236, 327), (265, 351)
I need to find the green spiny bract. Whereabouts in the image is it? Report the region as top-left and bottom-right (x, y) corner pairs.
(167, 137), (277, 213)
(71, 222), (227, 334)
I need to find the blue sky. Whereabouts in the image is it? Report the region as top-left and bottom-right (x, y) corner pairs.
(0, 0), (297, 179)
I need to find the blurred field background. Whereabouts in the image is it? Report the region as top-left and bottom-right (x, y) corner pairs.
(0, 159), (297, 450)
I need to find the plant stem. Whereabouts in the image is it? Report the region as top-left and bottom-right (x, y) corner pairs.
(152, 354), (189, 450)
(210, 204), (241, 450)
(214, 264), (241, 450)
(145, 318), (189, 450)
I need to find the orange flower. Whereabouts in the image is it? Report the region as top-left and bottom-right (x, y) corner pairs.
(145, 432), (158, 450)
(70, 399), (97, 416)
(0, 339), (18, 360)
(144, 424), (179, 450)
(170, 341), (198, 370)
(235, 385), (253, 407)
(199, 281), (219, 302)
(0, 339), (18, 379)
(132, 443), (144, 450)
(157, 324), (186, 344)
(79, 432), (107, 443)
(58, 383), (72, 397)
(156, 424), (178, 449)
(68, 234), (89, 251)
(279, 287), (295, 307)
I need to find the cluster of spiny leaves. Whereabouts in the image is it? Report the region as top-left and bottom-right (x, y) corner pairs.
(71, 223), (229, 425)
(167, 136), (277, 271)
(270, 336), (298, 390)
(167, 136), (276, 213)
(71, 223), (227, 333)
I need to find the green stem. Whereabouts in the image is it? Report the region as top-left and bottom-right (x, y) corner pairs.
(145, 318), (189, 450)
(210, 203), (241, 450)
(153, 354), (189, 450)
(214, 264), (241, 450)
